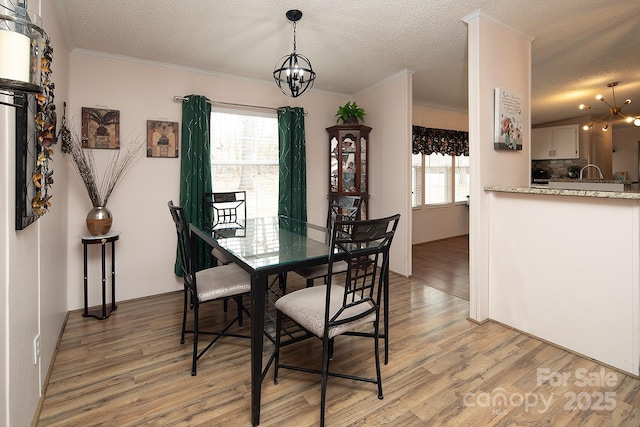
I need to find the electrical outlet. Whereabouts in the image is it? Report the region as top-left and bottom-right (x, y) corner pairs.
(33, 334), (40, 365)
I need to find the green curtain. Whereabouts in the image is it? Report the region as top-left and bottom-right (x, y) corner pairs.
(278, 106), (307, 222)
(175, 95), (213, 276)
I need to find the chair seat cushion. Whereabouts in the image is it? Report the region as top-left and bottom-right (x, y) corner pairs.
(294, 260), (348, 280)
(275, 285), (375, 339)
(196, 263), (251, 301)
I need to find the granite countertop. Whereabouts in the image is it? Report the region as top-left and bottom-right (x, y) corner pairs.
(549, 178), (632, 184)
(485, 185), (640, 200)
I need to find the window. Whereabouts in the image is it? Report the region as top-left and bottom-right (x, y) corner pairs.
(412, 153), (469, 208)
(210, 109), (279, 218)
(412, 126), (469, 208)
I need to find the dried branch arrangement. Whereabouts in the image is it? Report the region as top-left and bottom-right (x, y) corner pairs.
(65, 131), (144, 207)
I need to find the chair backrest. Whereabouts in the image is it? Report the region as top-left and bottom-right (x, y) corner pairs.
(168, 201), (195, 289)
(204, 191), (246, 227)
(327, 194), (362, 230)
(325, 214), (400, 328)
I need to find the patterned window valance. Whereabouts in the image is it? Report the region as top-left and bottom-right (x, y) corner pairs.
(412, 126), (469, 157)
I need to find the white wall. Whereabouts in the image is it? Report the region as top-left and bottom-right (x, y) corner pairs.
(463, 11), (533, 321)
(1, 1), (70, 425)
(488, 191), (640, 375)
(0, 93), (11, 427)
(39, 0), (71, 401)
(357, 70), (413, 276)
(412, 106), (469, 244)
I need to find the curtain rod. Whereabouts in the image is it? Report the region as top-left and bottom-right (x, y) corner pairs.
(173, 96), (306, 114)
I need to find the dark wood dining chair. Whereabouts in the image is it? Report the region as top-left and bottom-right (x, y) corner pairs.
(168, 201), (251, 376)
(273, 214), (400, 427)
(204, 191), (247, 265)
(292, 194), (362, 287)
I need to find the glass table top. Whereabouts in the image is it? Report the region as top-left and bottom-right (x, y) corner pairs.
(191, 216), (331, 272)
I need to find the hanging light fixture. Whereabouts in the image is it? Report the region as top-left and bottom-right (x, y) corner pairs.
(0, 0), (45, 94)
(579, 82), (640, 131)
(273, 9), (316, 98)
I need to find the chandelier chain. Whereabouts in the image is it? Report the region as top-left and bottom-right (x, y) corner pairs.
(292, 21), (297, 53)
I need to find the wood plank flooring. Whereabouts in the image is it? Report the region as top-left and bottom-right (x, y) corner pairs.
(412, 235), (469, 300)
(37, 245), (640, 426)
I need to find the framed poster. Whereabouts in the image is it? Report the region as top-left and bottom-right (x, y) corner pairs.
(147, 120), (179, 158)
(82, 107), (120, 149)
(494, 88), (523, 150)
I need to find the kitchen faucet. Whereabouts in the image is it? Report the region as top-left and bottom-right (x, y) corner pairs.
(579, 164), (604, 180)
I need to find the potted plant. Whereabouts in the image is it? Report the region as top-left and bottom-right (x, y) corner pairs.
(335, 101), (366, 124)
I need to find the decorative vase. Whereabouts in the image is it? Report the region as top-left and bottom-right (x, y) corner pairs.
(86, 206), (113, 236)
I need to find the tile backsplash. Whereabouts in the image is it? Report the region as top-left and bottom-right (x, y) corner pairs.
(532, 158), (588, 178)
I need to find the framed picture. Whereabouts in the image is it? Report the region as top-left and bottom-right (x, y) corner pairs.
(494, 88), (523, 151)
(82, 107), (120, 149)
(147, 120), (179, 158)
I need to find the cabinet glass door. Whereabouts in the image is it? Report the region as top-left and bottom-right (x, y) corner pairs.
(330, 136), (339, 192)
(341, 133), (357, 193)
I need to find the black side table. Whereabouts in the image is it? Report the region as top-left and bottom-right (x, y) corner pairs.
(81, 231), (120, 319)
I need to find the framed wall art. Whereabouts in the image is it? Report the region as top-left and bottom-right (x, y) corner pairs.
(82, 107), (120, 149)
(494, 88), (523, 151)
(147, 120), (179, 158)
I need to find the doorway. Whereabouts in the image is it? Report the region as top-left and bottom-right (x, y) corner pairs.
(411, 235), (469, 300)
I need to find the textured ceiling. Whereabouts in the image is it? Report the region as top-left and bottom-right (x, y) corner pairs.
(53, 0), (640, 127)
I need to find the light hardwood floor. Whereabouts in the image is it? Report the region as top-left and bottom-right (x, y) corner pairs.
(412, 235), (469, 301)
(37, 248), (640, 426)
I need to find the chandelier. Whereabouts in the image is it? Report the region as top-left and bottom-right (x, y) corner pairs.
(273, 9), (316, 98)
(579, 82), (640, 131)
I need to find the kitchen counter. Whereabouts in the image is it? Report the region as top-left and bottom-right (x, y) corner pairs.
(485, 185), (640, 199)
(483, 184), (640, 376)
(549, 178), (631, 184)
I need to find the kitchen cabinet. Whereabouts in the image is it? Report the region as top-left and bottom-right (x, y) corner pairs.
(531, 124), (579, 160)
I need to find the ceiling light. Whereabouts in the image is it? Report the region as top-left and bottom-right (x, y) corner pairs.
(579, 82), (638, 131)
(273, 9), (316, 98)
(0, 0), (45, 93)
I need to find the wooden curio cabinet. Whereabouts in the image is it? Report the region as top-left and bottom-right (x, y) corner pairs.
(327, 124), (371, 219)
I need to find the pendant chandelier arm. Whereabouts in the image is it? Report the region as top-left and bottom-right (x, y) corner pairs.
(598, 97), (614, 110)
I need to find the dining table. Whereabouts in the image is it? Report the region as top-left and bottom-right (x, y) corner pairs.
(189, 216), (333, 426)
(190, 215), (391, 425)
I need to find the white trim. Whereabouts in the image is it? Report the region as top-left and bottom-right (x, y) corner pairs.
(413, 102), (468, 115)
(461, 9), (536, 42)
(354, 69), (415, 98)
(70, 48), (354, 98)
